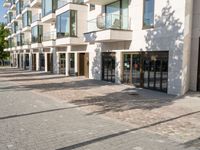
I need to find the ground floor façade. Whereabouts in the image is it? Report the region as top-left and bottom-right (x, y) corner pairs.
(9, 44), (200, 96)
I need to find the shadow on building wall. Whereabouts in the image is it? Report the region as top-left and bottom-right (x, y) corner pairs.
(144, 0), (184, 95)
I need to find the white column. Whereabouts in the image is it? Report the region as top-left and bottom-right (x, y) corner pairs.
(29, 52), (32, 71)
(74, 52), (78, 76)
(56, 52), (60, 74)
(65, 52), (69, 76)
(115, 51), (122, 84)
(23, 52), (26, 70)
(44, 53), (48, 72)
(36, 53), (40, 71)
(20, 53), (23, 69)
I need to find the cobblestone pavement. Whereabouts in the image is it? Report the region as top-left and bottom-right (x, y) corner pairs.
(0, 68), (199, 150)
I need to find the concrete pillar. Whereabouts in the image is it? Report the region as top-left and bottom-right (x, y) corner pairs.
(56, 52), (60, 74)
(20, 53), (23, 69)
(36, 53), (40, 71)
(44, 53), (48, 72)
(29, 52), (32, 71)
(23, 52), (26, 70)
(115, 51), (122, 84)
(65, 52), (69, 76)
(74, 52), (78, 76)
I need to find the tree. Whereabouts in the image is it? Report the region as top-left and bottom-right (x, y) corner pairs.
(0, 23), (10, 65)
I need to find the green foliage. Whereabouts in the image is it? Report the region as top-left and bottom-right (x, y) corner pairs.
(0, 23), (10, 61)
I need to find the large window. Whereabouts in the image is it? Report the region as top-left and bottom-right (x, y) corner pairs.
(16, 33), (24, 46)
(11, 22), (18, 33)
(105, 0), (129, 30)
(16, 0), (23, 16)
(143, 0), (154, 28)
(8, 12), (13, 23)
(22, 11), (32, 27)
(123, 52), (169, 92)
(56, 10), (77, 38)
(31, 25), (43, 43)
(42, 0), (57, 17)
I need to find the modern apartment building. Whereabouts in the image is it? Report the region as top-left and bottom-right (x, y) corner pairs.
(2, 0), (200, 96)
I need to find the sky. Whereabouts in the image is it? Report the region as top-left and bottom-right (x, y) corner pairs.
(0, 0), (7, 23)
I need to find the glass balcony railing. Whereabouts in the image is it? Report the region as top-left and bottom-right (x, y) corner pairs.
(23, 39), (31, 45)
(23, 1), (30, 9)
(57, 0), (84, 8)
(87, 13), (131, 32)
(32, 13), (41, 22)
(42, 31), (56, 41)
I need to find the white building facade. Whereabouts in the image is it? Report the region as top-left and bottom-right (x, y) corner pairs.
(3, 0), (200, 96)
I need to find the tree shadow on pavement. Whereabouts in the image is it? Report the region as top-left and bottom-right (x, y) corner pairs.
(183, 137), (200, 149)
(56, 110), (200, 150)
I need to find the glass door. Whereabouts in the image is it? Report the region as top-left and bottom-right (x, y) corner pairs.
(102, 53), (115, 83)
(69, 53), (75, 76)
(132, 55), (141, 87)
(40, 53), (45, 71)
(123, 54), (131, 84)
(59, 53), (66, 74)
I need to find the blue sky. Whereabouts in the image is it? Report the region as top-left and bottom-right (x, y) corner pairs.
(0, 1), (7, 23)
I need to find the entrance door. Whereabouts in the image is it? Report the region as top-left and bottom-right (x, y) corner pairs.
(17, 54), (20, 68)
(69, 53), (75, 76)
(25, 54), (29, 70)
(47, 53), (53, 73)
(122, 54), (141, 86)
(32, 54), (36, 71)
(40, 53), (45, 71)
(79, 53), (89, 78)
(198, 39), (200, 91)
(21, 54), (24, 69)
(102, 52), (115, 82)
(59, 53), (66, 74)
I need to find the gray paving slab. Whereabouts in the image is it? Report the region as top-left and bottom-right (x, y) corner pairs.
(0, 69), (198, 150)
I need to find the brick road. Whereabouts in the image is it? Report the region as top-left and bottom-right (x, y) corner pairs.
(0, 68), (199, 150)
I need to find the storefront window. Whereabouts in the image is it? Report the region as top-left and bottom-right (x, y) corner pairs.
(123, 52), (168, 92)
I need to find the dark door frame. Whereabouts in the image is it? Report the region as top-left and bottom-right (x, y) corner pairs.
(197, 38), (200, 91)
(102, 52), (116, 83)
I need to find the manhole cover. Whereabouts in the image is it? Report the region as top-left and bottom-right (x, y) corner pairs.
(128, 93), (139, 96)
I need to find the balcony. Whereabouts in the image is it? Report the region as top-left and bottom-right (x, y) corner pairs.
(42, 32), (56, 47)
(84, 14), (132, 42)
(3, 0), (11, 8)
(56, 36), (85, 46)
(30, 0), (41, 8)
(22, 1), (32, 15)
(31, 13), (42, 27)
(57, 0), (84, 9)
(22, 39), (31, 49)
(22, 26), (31, 32)
(84, 0), (116, 5)
(41, 13), (56, 23)
(10, 3), (16, 10)
(16, 14), (22, 20)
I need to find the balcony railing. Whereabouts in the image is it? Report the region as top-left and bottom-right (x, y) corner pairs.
(87, 14), (131, 32)
(23, 39), (31, 45)
(42, 31), (56, 41)
(57, 0), (84, 8)
(32, 13), (41, 22)
(23, 1), (30, 9)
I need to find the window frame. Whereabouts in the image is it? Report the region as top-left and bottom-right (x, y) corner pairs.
(56, 10), (77, 39)
(142, 0), (155, 29)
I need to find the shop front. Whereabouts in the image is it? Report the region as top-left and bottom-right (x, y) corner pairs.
(123, 51), (169, 92)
